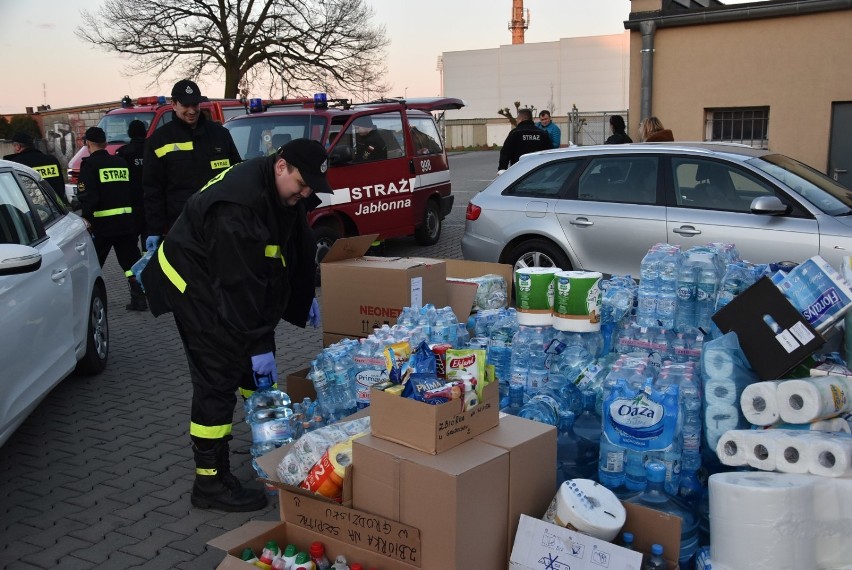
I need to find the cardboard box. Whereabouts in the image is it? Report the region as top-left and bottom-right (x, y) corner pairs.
(352, 433), (510, 570)
(321, 235), (447, 338)
(475, 413), (557, 561)
(370, 380), (499, 454)
(445, 258), (514, 316)
(510, 501), (682, 570)
(209, 511), (421, 570)
(713, 276), (825, 380)
(284, 367), (315, 403)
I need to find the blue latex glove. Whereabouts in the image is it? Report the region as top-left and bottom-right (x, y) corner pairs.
(251, 352), (277, 384)
(308, 298), (321, 328)
(145, 235), (161, 252)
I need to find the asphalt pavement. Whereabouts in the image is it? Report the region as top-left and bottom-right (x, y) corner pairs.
(0, 151), (499, 569)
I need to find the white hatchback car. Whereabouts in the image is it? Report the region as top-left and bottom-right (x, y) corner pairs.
(0, 159), (108, 447)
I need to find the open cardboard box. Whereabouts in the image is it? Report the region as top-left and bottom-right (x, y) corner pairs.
(445, 258), (514, 319)
(369, 381), (499, 454)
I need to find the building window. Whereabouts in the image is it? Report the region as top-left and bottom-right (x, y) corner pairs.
(705, 107), (769, 148)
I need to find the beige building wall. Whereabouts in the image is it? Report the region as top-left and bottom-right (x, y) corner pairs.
(629, 9), (852, 171)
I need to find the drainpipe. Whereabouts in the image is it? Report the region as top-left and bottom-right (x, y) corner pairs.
(640, 19), (656, 124)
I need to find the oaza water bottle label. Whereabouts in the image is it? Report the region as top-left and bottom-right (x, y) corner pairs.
(604, 382), (679, 451)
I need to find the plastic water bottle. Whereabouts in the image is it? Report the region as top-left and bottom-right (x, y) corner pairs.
(487, 309), (517, 390)
(329, 349), (358, 418)
(574, 390), (602, 462)
(624, 449), (648, 492)
(510, 325), (531, 389)
(675, 261), (698, 333)
(432, 306), (458, 344)
(644, 543), (666, 570)
(527, 326), (550, 394)
(657, 281), (677, 330)
(352, 338), (388, 409)
(636, 280), (658, 328)
(556, 410), (597, 486)
(500, 383), (527, 416)
(517, 382), (582, 426)
(621, 531), (636, 551)
(598, 433), (626, 489)
(627, 462), (699, 569)
(694, 255), (720, 333)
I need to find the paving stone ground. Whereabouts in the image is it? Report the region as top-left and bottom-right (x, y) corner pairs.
(0, 151), (498, 569)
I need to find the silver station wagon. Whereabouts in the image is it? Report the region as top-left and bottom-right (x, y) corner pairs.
(462, 142), (852, 275)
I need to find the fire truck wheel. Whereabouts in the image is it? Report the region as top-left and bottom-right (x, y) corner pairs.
(414, 199), (442, 246)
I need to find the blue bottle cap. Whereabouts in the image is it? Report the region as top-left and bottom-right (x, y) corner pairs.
(651, 543), (663, 555)
(646, 461), (666, 483)
(622, 531), (634, 543)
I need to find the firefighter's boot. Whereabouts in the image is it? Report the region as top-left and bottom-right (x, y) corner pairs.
(125, 278), (148, 311)
(190, 438), (267, 512)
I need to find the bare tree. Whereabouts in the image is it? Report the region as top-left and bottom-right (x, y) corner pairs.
(497, 101), (537, 128)
(76, 0), (390, 99)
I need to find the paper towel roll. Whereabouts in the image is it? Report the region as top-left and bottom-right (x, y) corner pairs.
(814, 476), (852, 568)
(773, 430), (818, 474)
(811, 416), (852, 433)
(709, 472), (818, 570)
(744, 430), (784, 471)
(551, 478), (626, 541)
(702, 347), (735, 379)
(715, 430), (750, 466)
(705, 403), (741, 449)
(777, 376), (852, 423)
(806, 433), (852, 477)
(705, 378), (738, 407)
(740, 381), (781, 426)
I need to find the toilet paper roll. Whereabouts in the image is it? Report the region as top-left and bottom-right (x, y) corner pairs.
(773, 430), (819, 474)
(740, 381), (782, 426)
(814, 477), (852, 568)
(705, 377), (738, 407)
(745, 430), (784, 471)
(702, 347), (735, 379)
(705, 403), (742, 450)
(709, 471), (818, 570)
(806, 432), (852, 477)
(715, 430), (751, 466)
(515, 267), (560, 326)
(551, 478), (626, 542)
(777, 375), (852, 423)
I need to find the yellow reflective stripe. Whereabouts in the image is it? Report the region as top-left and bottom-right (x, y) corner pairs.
(154, 141), (194, 158)
(199, 166), (233, 192)
(264, 245), (287, 267)
(239, 387), (254, 399)
(210, 159), (230, 170)
(196, 468), (218, 476)
(33, 164), (60, 178)
(93, 207), (132, 217)
(158, 245), (187, 293)
(98, 167), (130, 183)
(189, 421), (232, 439)
(124, 269), (133, 277)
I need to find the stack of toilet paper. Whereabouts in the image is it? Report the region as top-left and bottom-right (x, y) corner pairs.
(702, 334), (757, 450)
(740, 375), (852, 426)
(715, 429), (852, 477)
(710, 472), (852, 570)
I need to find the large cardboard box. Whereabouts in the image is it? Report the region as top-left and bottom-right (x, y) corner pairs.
(369, 381), (499, 454)
(321, 235), (447, 338)
(352, 433), (510, 569)
(475, 413), (557, 561)
(445, 258), (514, 313)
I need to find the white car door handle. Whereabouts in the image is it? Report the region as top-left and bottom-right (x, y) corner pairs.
(570, 217), (594, 227)
(75, 242), (87, 252)
(51, 268), (70, 282)
(673, 225), (702, 236)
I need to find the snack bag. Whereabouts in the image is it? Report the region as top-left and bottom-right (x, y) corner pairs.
(445, 348), (489, 400)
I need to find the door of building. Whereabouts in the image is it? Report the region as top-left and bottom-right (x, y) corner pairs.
(828, 102), (852, 189)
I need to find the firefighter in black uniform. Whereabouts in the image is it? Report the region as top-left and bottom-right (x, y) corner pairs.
(141, 138), (329, 512)
(353, 116), (388, 162)
(497, 108), (553, 173)
(4, 131), (69, 206)
(143, 79), (241, 252)
(77, 127), (147, 311)
(116, 119), (148, 252)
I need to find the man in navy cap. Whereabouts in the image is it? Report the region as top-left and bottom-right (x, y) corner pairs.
(142, 79), (241, 253)
(4, 131), (69, 206)
(142, 138), (329, 512)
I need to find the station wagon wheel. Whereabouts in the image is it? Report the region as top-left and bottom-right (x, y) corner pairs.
(414, 199), (442, 246)
(75, 282), (109, 375)
(508, 238), (571, 272)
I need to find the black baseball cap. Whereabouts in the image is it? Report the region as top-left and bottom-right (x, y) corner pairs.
(11, 132), (33, 146)
(277, 139), (332, 194)
(171, 79), (204, 105)
(83, 127), (106, 143)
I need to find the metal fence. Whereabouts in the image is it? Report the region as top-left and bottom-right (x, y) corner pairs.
(567, 108), (631, 146)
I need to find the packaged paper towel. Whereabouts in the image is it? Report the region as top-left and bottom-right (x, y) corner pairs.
(740, 380), (782, 426)
(776, 375), (852, 423)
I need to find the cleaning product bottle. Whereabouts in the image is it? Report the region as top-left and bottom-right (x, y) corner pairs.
(309, 542), (331, 570)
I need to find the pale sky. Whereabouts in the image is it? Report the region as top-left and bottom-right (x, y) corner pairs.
(0, 0), (759, 114)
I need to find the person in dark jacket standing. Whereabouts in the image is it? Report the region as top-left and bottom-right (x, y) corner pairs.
(141, 138), (329, 512)
(605, 115), (633, 144)
(116, 119), (148, 252)
(143, 79), (241, 252)
(77, 127), (147, 311)
(4, 131), (69, 206)
(498, 109), (552, 173)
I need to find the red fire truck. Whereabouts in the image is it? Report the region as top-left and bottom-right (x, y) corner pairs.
(224, 95), (465, 258)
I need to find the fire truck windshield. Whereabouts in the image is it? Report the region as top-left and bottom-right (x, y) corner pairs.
(97, 113), (155, 144)
(225, 115), (328, 160)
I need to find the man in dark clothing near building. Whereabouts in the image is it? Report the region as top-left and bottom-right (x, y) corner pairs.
(353, 116), (388, 162)
(143, 79), (241, 252)
(77, 127), (147, 311)
(141, 138), (329, 512)
(4, 131), (69, 206)
(498, 109), (552, 173)
(117, 119), (148, 252)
